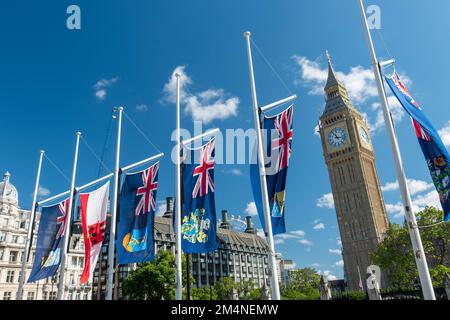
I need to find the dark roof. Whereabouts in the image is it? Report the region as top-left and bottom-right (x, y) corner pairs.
(154, 216), (270, 253)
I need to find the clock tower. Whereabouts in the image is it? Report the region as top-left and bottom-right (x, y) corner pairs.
(318, 52), (390, 290)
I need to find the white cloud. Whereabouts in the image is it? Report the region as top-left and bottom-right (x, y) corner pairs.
(293, 55), (411, 133)
(162, 66), (239, 124)
(228, 169), (243, 176)
(386, 190), (441, 219)
(136, 104), (149, 112)
(274, 230), (306, 245)
(95, 89), (107, 100)
(335, 260), (344, 268)
(37, 186), (50, 197)
(155, 201), (166, 217)
(438, 121), (450, 148)
(290, 230), (306, 237)
(93, 77), (119, 101)
(321, 270), (337, 281)
(329, 249), (342, 255)
(162, 66), (192, 104)
(298, 239), (314, 247)
(313, 222), (325, 230)
(369, 95), (405, 132)
(317, 193), (335, 209)
(337, 237), (342, 246)
(256, 228), (265, 239)
(245, 202), (258, 216)
(314, 124), (320, 137)
(292, 55), (376, 104)
(381, 179), (434, 196)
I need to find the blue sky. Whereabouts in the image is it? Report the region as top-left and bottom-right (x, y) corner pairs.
(1, 0), (450, 280)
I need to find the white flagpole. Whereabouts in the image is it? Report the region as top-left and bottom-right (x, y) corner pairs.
(244, 31), (280, 300)
(175, 72), (183, 300)
(357, 0), (435, 300)
(106, 106), (123, 300)
(57, 132), (81, 300)
(17, 150), (45, 300)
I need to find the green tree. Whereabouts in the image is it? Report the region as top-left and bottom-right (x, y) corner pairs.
(123, 251), (194, 300)
(122, 250), (176, 300)
(280, 268), (320, 300)
(371, 206), (450, 289)
(214, 277), (239, 300)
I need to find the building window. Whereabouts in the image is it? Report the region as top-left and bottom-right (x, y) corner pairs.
(9, 251), (18, 263)
(49, 292), (56, 300)
(27, 291), (35, 300)
(3, 292), (12, 300)
(0, 248), (4, 261)
(11, 235), (19, 244)
(6, 271), (15, 283)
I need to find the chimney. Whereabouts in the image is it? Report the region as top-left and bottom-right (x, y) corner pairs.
(220, 210), (231, 229)
(163, 197), (174, 218)
(245, 216), (256, 234)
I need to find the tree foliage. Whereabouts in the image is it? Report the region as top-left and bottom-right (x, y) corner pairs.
(280, 267), (320, 300)
(371, 206), (450, 289)
(122, 250), (176, 300)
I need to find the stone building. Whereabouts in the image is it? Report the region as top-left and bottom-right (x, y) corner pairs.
(318, 53), (390, 290)
(92, 197), (271, 299)
(0, 172), (92, 300)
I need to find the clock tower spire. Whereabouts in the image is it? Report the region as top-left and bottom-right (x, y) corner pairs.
(318, 52), (390, 290)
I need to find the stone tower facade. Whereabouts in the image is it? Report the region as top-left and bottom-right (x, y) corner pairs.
(318, 52), (390, 290)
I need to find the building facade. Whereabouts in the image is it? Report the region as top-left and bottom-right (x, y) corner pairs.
(92, 198), (272, 299)
(318, 53), (390, 290)
(0, 172), (92, 300)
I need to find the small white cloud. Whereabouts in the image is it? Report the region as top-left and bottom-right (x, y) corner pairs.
(245, 202), (258, 216)
(438, 121), (450, 148)
(329, 249), (342, 255)
(274, 238), (285, 245)
(228, 169), (243, 176)
(136, 104), (149, 112)
(155, 201), (166, 217)
(313, 222), (325, 230)
(314, 124), (320, 137)
(317, 193), (335, 209)
(290, 230), (306, 237)
(93, 77), (119, 101)
(162, 66), (239, 124)
(256, 228), (265, 239)
(335, 260), (344, 268)
(37, 186), (50, 197)
(382, 179), (434, 196)
(321, 270), (337, 281)
(298, 239), (314, 247)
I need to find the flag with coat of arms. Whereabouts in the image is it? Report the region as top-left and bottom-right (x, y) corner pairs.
(250, 104), (294, 235)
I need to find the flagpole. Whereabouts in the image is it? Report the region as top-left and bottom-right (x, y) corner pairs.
(57, 132), (81, 300)
(244, 31), (280, 300)
(357, 0), (435, 300)
(17, 150), (45, 300)
(175, 72), (183, 300)
(106, 106), (123, 300)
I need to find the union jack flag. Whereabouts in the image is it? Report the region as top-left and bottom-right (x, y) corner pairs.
(135, 162), (159, 216)
(392, 73), (421, 110)
(272, 106), (293, 172)
(56, 199), (69, 239)
(192, 139), (215, 198)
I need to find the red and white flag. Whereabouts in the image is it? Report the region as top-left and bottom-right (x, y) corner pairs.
(79, 181), (110, 285)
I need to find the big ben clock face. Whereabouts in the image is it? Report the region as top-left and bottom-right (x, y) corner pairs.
(327, 127), (347, 148)
(359, 127), (370, 146)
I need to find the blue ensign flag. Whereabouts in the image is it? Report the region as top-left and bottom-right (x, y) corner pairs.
(385, 71), (450, 221)
(28, 198), (70, 283)
(181, 138), (219, 253)
(251, 105), (294, 235)
(116, 162), (159, 264)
